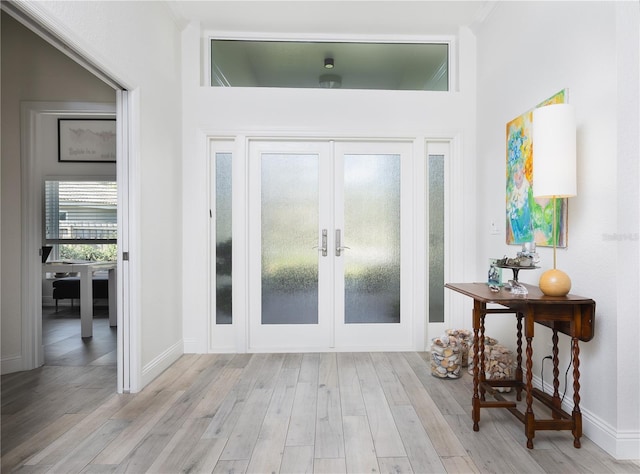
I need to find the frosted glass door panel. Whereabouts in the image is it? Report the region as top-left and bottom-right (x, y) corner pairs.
(261, 154), (319, 324)
(343, 154), (401, 324)
(428, 154), (444, 323)
(216, 153), (233, 324)
(249, 139), (412, 351)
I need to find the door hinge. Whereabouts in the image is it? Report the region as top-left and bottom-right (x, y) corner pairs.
(123, 251), (129, 261)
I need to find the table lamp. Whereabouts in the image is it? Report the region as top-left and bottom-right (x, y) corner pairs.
(532, 103), (577, 296)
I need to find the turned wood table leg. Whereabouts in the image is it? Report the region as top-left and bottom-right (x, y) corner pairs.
(552, 329), (561, 419)
(479, 314), (487, 402)
(572, 337), (583, 448)
(472, 342), (480, 431)
(525, 335), (535, 449)
(516, 313), (523, 401)
(472, 301), (483, 432)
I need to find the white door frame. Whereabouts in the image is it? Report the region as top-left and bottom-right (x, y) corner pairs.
(19, 101), (136, 393)
(115, 91), (137, 393)
(21, 102), (120, 372)
(210, 136), (427, 352)
(425, 140), (451, 340)
(207, 134), (465, 353)
(429, 138), (468, 338)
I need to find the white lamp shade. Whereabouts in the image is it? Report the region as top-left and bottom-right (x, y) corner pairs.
(532, 103), (577, 198)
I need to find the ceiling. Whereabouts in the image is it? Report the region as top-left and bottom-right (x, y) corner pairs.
(166, 1), (495, 90)
(166, 1), (494, 35)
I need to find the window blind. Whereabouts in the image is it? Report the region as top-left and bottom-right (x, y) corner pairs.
(45, 180), (117, 243)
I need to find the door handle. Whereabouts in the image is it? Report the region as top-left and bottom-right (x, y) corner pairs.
(335, 229), (350, 257)
(312, 229), (328, 257)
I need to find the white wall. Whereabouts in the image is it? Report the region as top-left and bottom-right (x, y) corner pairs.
(615, 1), (640, 456)
(476, 1), (639, 459)
(4, 2), (184, 389)
(1, 12), (115, 371)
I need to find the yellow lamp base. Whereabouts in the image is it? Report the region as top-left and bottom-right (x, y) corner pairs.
(539, 269), (572, 296)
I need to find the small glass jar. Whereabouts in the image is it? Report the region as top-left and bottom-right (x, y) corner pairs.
(431, 335), (462, 379)
(468, 335), (498, 375)
(484, 344), (515, 392)
(445, 329), (472, 367)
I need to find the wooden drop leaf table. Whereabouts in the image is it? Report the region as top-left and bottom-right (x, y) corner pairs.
(445, 282), (595, 449)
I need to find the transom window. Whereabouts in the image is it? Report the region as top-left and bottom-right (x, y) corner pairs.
(211, 40), (449, 91)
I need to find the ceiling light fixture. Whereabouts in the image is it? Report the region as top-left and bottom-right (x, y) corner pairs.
(319, 74), (342, 88)
(324, 57), (334, 69)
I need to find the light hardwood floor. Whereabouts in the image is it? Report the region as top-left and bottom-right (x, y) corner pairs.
(2, 313), (639, 473)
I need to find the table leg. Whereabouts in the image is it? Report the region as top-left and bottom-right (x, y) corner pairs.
(108, 268), (117, 327)
(79, 268), (93, 338)
(572, 337), (583, 448)
(479, 314), (487, 402)
(472, 301), (483, 431)
(516, 313), (523, 401)
(552, 329), (561, 419)
(525, 335), (535, 449)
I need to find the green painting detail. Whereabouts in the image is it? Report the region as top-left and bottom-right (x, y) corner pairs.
(505, 90), (568, 247)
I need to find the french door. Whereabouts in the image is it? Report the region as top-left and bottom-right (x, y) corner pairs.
(248, 140), (413, 351)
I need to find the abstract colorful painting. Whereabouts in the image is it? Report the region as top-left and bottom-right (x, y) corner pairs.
(506, 89), (568, 247)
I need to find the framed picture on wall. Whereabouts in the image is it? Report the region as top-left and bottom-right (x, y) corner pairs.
(505, 89), (568, 248)
(58, 118), (116, 162)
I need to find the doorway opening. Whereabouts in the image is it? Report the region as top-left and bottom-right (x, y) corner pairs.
(42, 179), (118, 367)
(2, 3), (134, 393)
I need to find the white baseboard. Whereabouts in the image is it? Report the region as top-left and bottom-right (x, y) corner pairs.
(533, 374), (640, 460)
(611, 431), (640, 461)
(583, 408), (640, 460)
(141, 339), (183, 388)
(183, 337), (207, 354)
(1, 353), (24, 375)
(206, 346), (237, 353)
